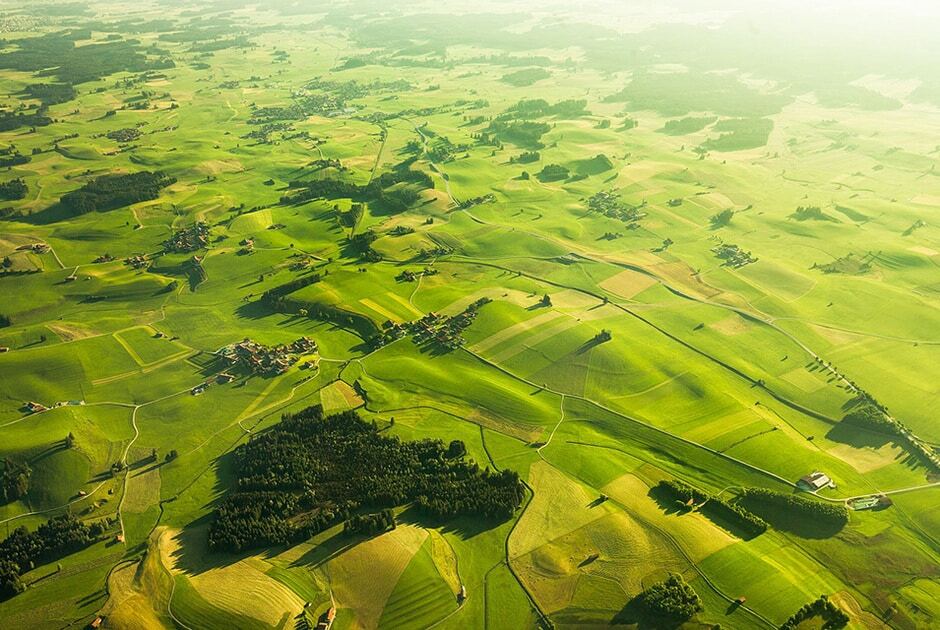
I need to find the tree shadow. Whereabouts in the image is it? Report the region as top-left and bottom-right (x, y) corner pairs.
(611, 595), (686, 629)
(16, 202), (76, 225)
(738, 494), (846, 539)
(825, 422), (892, 449)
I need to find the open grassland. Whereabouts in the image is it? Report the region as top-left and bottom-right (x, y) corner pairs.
(0, 2), (938, 629)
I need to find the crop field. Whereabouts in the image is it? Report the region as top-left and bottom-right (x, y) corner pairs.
(0, 0), (938, 629)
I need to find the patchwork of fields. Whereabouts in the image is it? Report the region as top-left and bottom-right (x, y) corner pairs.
(0, 1), (938, 629)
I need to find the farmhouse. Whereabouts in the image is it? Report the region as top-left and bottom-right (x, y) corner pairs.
(315, 606), (336, 630)
(797, 471), (833, 491)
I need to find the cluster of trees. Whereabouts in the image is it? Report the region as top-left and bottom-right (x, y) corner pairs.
(0, 178), (28, 200)
(636, 574), (702, 623)
(0, 514), (104, 600)
(0, 313), (11, 327)
(842, 401), (893, 432)
(343, 509), (395, 536)
(656, 480), (767, 538)
(537, 164), (569, 182)
(208, 406), (524, 552)
(738, 488), (848, 527)
(710, 208), (735, 227)
(780, 595), (849, 629)
(0, 110), (52, 133)
(511, 151), (540, 164)
(504, 98), (587, 118)
(0, 153), (31, 168)
(500, 68), (551, 87)
(60, 171), (176, 215)
(0, 30), (172, 85)
(484, 119), (551, 148)
(23, 83), (77, 105)
(1, 459), (30, 504)
(260, 273), (322, 312)
(283, 162), (432, 212)
(840, 396), (939, 471)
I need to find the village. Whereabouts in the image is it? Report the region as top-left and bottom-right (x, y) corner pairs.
(163, 222), (210, 253)
(215, 336), (318, 377)
(376, 297), (491, 350)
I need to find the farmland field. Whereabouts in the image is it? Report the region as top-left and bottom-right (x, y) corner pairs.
(0, 1), (938, 629)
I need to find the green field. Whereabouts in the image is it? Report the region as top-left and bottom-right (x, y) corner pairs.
(0, 1), (938, 629)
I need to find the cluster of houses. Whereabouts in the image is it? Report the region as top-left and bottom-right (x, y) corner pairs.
(712, 243), (757, 268)
(216, 336), (318, 376)
(376, 298), (491, 350)
(191, 372), (236, 396)
(124, 254), (148, 269)
(18, 242), (49, 254)
(93, 253), (115, 264)
(395, 267), (438, 283)
(164, 222), (210, 253)
(23, 399), (87, 413)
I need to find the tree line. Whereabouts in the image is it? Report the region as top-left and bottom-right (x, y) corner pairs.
(60, 171), (176, 216)
(738, 488), (848, 526)
(208, 406), (524, 552)
(344, 509), (396, 536)
(780, 595), (849, 629)
(0, 514), (104, 600)
(655, 479), (767, 538)
(260, 273), (322, 311)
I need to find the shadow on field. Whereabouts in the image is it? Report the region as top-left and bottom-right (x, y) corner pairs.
(17, 202), (76, 225)
(167, 515), (261, 576)
(289, 529), (361, 568)
(610, 595), (686, 629)
(738, 494), (845, 539)
(825, 422), (892, 449)
(396, 504), (498, 539)
(647, 487), (764, 541)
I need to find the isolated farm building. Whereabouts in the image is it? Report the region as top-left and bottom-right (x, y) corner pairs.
(0, 346), (8, 353)
(89, 617), (104, 629)
(315, 606), (337, 630)
(458, 584), (467, 602)
(797, 471), (832, 491)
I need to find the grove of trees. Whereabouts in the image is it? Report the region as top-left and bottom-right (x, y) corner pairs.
(636, 574), (702, 623)
(0, 514), (104, 600)
(208, 406), (524, 552)
(60, 171), (176, 215)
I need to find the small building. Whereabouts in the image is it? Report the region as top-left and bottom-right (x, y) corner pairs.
(217, 373), (235, 384)
(89, 617), (104, 629)
(315, 606), (337, 630)
(797, 471), (832, 491)
(458, 584), (467, 603)
(115, 534), (125, 544)
(0, 346), (9, 353)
